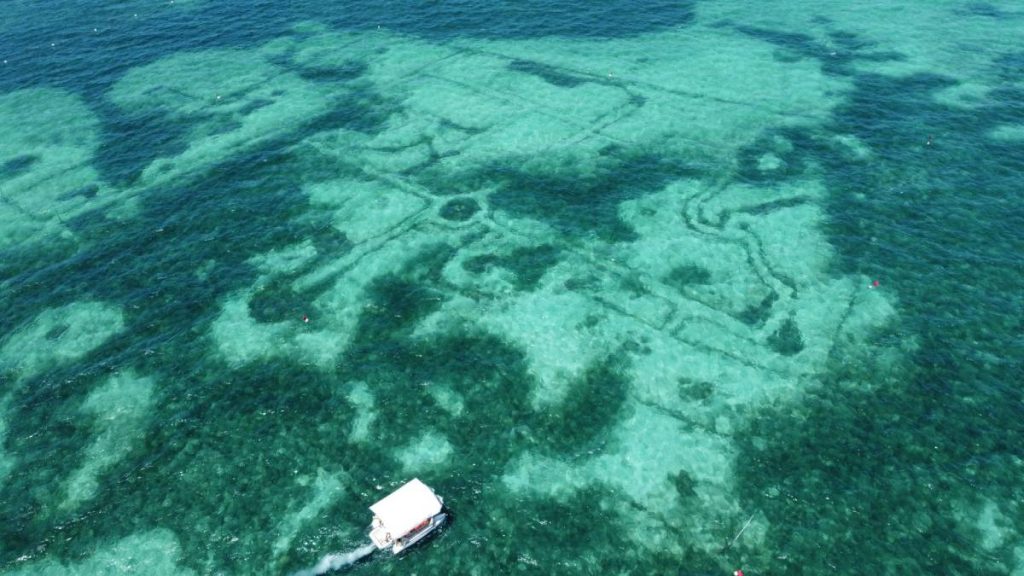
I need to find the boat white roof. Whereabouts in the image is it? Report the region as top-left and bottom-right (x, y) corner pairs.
(369, 479), (442, 538)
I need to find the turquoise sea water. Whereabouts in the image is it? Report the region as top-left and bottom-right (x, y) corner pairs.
(1, 1), (1023, 574)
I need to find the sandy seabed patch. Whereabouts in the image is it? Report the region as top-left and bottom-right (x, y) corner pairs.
(62, 371), (156, 510)
(182, 20), (903, 565)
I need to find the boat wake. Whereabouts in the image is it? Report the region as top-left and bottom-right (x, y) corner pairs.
(292, 543), (376, 576)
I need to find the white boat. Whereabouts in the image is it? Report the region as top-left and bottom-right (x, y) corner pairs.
(368, 478), (447, 554)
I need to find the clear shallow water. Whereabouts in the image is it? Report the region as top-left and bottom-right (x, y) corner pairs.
(1, 1), (1022, 574)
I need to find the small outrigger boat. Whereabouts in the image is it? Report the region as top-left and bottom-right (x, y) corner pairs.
(369, 478), (447, 554)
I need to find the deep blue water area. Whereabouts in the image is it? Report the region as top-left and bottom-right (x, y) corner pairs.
(1, 1), (695, 96)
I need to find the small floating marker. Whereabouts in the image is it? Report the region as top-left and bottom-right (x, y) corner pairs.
(869, 279), (880, 289)
(734, 570), (745, 576)
(302, 314), (309, 323)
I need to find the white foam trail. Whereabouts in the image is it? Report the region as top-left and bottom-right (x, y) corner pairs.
(292, 543), (376, 576)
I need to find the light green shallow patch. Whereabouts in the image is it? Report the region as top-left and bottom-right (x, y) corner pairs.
(471, 27), (841, 158)
(503, 401), (747, 556)
(948, 497), (1024, 574)
(426, 383), (465, 418)
(343, 381), (376, 444)
(62, 371), (156, 510)
(211, 290), (342, 369)
(210, 181), (441, 368)
(396, 430), (454, 474)
(305, 178), (429, 244)
(0, 301), (125, 490)
(108, 47), (334, 193)
(273, 469), (348, 560)
(248, 241), (319, 277)
(0, 88), (113, 252)
(0, 301), (125, 383)
(990, 124), (1024, 142)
